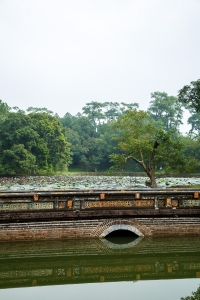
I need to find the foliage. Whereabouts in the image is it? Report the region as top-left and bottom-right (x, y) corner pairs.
(0, 99), (11, 119)
(109, 109), (186, 187)
(180, 286), (200, 300)
(61, 101), (139, 171)
(0, 94), (199, 176)
(2, 144), (36, 175)
(26, 107), (54, 114)
(61, 107), (121, 171)
(180, 136), (200, 172)
(187, 110), (200, 135)
(147, 92), (183, 131)
(0, 112), (70, 175)
(82, 102), (106, 130)
(82, 101), (139, 128)
(178, 79), (200, 112)
(61, 113), (98, 170)
(29, 113), (70, 171)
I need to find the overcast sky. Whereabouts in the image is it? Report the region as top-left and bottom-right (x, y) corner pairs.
(0, 0), (200, 118)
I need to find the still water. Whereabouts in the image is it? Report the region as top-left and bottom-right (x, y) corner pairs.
(0, 235), (199, 300)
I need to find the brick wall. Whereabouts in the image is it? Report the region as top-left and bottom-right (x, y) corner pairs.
(0, 217), (200, 241)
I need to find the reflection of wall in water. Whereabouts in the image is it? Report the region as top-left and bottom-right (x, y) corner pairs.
(0, 255), (200, 289)
(0, 237), (200, 288)
(1, 237), (200, 258)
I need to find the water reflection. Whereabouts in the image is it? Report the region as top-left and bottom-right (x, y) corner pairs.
(0, 236), (200, 290)
(102, 229), (143, 249)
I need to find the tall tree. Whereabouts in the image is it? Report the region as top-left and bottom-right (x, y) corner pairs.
(0, 99), (11, 119)
(180, 136), (200, 172)
(29, 113), (70, 172)
(26, 107), (54, 114)
(82, 101), (139, 129)
(103, 102), (139, 121)
(82, 102), (105, 130)
(110, 110), (186, 188)
(0, 112), (70, 175)
(178, 79), (200, 112)
(178, 79), (200, 136)
(187, 110), (200, 135)
(103, 102), (120, 121)
(2, 144), (36, 175)
(147, 92), (183, 131)
(61, 113), (96, 168)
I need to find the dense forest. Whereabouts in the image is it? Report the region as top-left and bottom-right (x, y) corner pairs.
(0, 79), (200, 184)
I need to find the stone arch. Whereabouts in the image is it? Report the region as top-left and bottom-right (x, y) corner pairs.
(90, 218), (151, 238)
(99, 224), (144, 238)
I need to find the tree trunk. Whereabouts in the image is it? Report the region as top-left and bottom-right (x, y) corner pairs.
(146, 168), (158, 188)
(150, 172), (158, 188)
(127, 150), (158, 188)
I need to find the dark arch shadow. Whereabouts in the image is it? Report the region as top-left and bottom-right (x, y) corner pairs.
(99, 224), (144, 238)
(101, 230), (143, 249)
(105, 229), (139, 244)
(106, 229), (138, 237)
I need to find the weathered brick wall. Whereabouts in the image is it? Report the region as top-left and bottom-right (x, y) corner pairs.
(0, 217), (200, 241)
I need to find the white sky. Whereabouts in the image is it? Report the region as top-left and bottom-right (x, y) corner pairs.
(0, 0), (200, 120)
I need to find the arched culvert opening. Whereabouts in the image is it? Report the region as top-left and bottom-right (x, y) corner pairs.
(99, 225), (144, 246)
(106, 229), (138, 237)
(105, 229), (139, 245)
(100, 224), (144, 238)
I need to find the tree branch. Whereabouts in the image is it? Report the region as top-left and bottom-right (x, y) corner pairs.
(125, 153), (148, 174)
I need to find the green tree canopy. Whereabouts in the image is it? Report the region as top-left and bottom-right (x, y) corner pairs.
(82, 101), (106, 130)
(110, 109), (186, 187)
(82, 101), (139, 129)
(2, 144), (36, 175)
(178, 79), (200, 112)
(0, 112), (70, 175)
(147, 92), (183, 131)
(0, 99), (11, 119)
(29, 113), (70, 172)
(187, 111), (200, 135)
(180, 285), (200, 300)
(26, 107), (54, 115)
(61, 107), (122, 171)
(180, 136), (200, 172)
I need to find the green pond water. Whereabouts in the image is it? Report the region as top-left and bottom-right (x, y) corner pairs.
(0, 235), (199, 300)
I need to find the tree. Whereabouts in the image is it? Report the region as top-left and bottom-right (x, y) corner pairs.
(103, 102), (120, 121)
(29, 113), (70, 172)
(110, 109), (186, 188)
(103, 102), (139, 121)
(0, 99), (11, 119)
(180, 285), (200, 300)
(60, 113), (97, 169)
(0, 112), (70, 175)
(65, 128), (88, 166)
(82, 101), (139, 129)
(147, 92), (183, 131)
(2, 144), (36, 175)
(178, 79), (200, 112)
(187, 111), (200, 135)
(180, 136), (200, 172)
(82, 102), (105, 130)
(61, 108), (121, 171)
(26, 107), (54, 115)
(120, 102), (139, 113)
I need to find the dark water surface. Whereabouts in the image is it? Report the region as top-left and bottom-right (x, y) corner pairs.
(0, 235), (200, 300)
